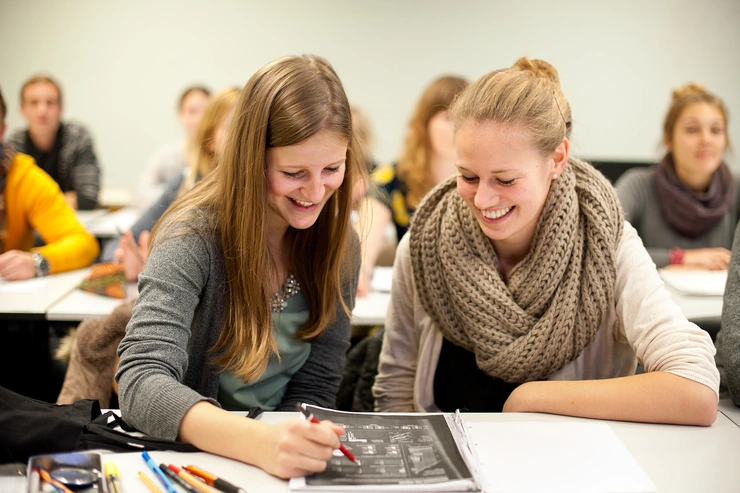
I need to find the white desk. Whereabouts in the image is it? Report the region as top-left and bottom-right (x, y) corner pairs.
(98, 185), (133, 209)
(84, 207), (140, 239)
(719, 399), (740, 428)
(75, 209), (110, 227)
(101, 408), (740, 493)
(351, 291), (390, 326)
(659, 270), (724, 321)
(0, 269), (89, 319)
(48, 284), (384, 325)
(46, 281), (138, 321)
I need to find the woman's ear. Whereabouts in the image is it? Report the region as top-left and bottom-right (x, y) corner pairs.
(551, 138), (569, 177)
(664, 136), (673, 152)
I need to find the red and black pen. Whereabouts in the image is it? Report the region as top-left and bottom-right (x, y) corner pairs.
(297, 403), (358, 465)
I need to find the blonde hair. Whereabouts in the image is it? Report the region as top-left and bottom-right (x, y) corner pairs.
(20, 74), (62, 105)
(450, 57), (571, 156)
(151, 55), (366, 382)
(397, 76), (468, 208)
(351, 106), (375, 157)
(663, 82), (730, 150)
(179, 87), (239, 194)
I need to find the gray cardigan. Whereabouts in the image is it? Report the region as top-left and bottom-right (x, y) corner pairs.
(615, 167), (740, 268)
(717, 222), (740, 407)
(116, 218), (359, 440)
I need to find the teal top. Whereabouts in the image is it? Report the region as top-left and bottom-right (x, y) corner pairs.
(217, 291), (311, 411)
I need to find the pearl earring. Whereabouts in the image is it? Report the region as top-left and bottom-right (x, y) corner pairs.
(553, 173), (558, 179)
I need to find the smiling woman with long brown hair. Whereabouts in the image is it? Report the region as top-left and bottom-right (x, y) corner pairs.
(116, 54), (368, 478)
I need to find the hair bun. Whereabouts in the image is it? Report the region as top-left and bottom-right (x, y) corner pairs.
(512, 57), (560, 85)
(672, 82), (707, 100)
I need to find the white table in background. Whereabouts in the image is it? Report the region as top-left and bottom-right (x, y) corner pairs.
(46, 275), (385, 325)
(719, 399), (740, 428)
(46, 281), (138, 321)
(75, 209), (110, 227)
(352, 291), (391, 326)
(0, 269), (89, 319)
(659, 270), (725, 321)
(98, 185), (133, 209)
(84, 207), (140, 239)
(100, 406), (740, 493)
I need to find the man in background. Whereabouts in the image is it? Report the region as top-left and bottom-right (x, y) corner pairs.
(7, 74), (100, 210)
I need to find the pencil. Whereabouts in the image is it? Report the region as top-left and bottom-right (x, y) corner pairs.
(139, 472), (164, 493)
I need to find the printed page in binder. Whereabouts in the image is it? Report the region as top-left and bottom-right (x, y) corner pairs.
(289, 406), (478, 491)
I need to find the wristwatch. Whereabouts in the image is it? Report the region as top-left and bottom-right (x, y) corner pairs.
(32, 253), (50, 277)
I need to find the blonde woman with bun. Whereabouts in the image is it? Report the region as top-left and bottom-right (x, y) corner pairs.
(616, 83), (736, 270)
(373, 58), (719, 425)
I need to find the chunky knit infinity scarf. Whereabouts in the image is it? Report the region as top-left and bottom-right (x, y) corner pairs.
(410, 158), (624, 383)
(654, 153), (735, 239)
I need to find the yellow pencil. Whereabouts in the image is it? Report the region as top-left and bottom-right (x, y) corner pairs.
(139, 471), (164, 493)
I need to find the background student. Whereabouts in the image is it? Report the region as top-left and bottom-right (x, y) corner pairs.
(102, 87), (239, 281)
(0, 86), (99, 280)
(7, 75), (101, 210)
(116, 54), (367, 478)
(356, 75), (468, 295)
(373, 58), (719, 426)
(135, 86), (211, 209)
(615, 83), (737, 270)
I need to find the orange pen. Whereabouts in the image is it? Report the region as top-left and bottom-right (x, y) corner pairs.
(38, 469), (74, 493)
(183, 465), (248, 493)
(167, 465), (219, 493)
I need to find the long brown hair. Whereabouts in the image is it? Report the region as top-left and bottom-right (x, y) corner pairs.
(151, 55), (366, 382)
(397, 75), (468, 208)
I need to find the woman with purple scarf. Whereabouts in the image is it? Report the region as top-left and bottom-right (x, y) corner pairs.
(616, 83), (737, 270)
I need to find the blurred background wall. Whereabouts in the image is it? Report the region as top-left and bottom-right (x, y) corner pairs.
(2, 0), (739, 188)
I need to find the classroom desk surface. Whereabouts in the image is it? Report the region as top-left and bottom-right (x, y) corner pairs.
(45, 274), (386, 324)
(351, 291), (390, 326)
(84, 207), (140, 239)
(719, 399), (740, 428)
(659, 269), (724, 322)
(46, 281), (138, 321)
(101, 407), (740, 493)
(0, 269), (89, 319)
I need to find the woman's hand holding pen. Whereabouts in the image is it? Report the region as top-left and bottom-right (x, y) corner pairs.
(114, 230), (150, 281)
(255, 418), (346, 479)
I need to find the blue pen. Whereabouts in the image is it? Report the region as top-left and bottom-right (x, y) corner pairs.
(141, 451), (177, 493)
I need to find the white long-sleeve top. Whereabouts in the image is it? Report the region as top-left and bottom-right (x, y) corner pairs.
(373, 221), (720, 412)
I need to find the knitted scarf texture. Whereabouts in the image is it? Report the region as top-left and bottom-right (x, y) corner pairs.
(410, 158), (624, 383)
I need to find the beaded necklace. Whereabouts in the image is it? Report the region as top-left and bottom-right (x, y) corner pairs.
(271, 274), (300, 313)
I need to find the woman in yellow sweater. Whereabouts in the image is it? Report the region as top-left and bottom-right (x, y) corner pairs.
(0, 87), (99, 280)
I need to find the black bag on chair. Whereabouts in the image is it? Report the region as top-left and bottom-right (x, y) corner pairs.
(0, 386), (198, 464)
